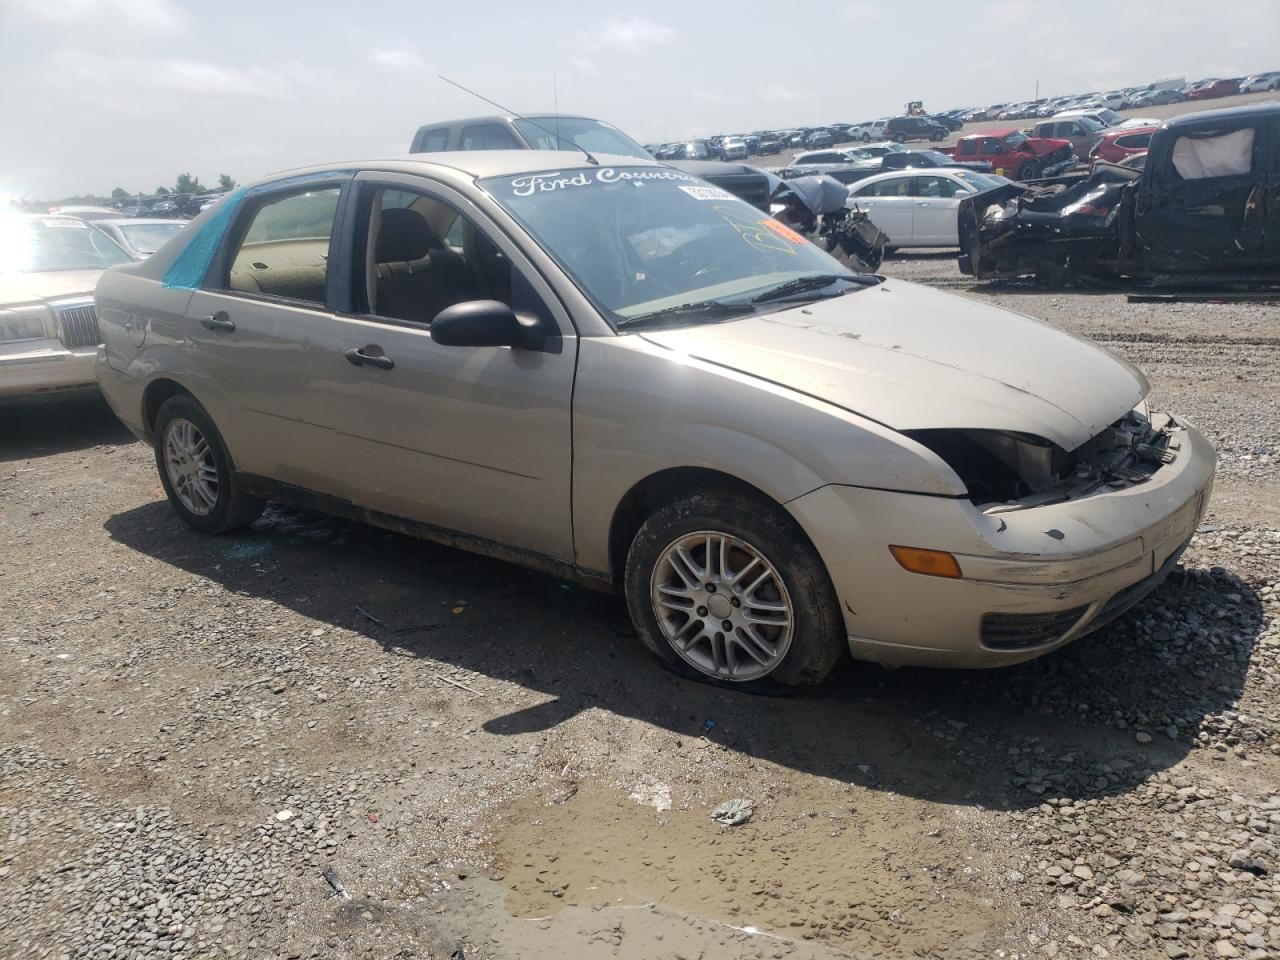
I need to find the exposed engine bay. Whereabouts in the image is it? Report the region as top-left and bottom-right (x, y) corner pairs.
(908, 406), (1180, 511)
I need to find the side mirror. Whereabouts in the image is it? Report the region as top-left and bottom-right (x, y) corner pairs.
(430, 300), (545, 350)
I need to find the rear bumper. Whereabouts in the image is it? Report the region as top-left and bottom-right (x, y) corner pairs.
(0, 342), (98, 401)
(787, 417), (1215, 667)
(94, 348), (149, 440)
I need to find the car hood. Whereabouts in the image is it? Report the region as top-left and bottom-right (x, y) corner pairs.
(0, 270), (102, 306)
(639, 279), (1147, 451)
(1027, 137), (1072, 156)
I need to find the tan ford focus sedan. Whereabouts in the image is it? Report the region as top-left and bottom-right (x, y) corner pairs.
(94, 152), (1215, 687)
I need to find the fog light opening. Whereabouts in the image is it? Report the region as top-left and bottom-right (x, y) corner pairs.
(889, 545), (962, 579)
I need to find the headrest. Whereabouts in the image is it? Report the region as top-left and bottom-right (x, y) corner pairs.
(376, 207), (433, 263)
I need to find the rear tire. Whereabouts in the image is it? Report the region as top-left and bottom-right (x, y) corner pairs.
(1020, 160), (1041, 181)
(153, 395), (265, 535)
(624, 489), (844, 689)
(892, 133), (906, 143)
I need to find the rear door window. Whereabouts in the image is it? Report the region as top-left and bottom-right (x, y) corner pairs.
(460, 123), (521, 150)
(863, 177), (911, 197)
(225, 187), (342, 304)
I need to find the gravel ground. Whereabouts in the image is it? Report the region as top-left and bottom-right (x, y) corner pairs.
(2, 254), (1278, 960)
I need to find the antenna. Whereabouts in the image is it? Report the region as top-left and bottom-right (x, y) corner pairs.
(553, 72), (560, 147)
(438, 74), (598, 165)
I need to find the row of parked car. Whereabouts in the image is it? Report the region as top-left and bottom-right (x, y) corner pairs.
(654, 69), (1277, 161)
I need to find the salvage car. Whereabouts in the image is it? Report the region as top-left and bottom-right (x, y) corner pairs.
(848, 169), (1010, 247)
(884, 116), (948, 143)
(945, 129), (1074, 180)
(2, 213), (132, 402)
(959, 102), (1280, 286)
(91, 218), (186, 260)
(94, 150), (1214, 684)
(1031, 116), (1106, 160)
(880, 149), (992, 173)
(781, 149), (881, 183)
(1187, 78), (1240, 100)
(1089, 126), (1158, 165)
(410, 114), (771, 210)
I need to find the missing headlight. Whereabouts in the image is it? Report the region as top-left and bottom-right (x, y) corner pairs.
(908, 409), (1175, 509)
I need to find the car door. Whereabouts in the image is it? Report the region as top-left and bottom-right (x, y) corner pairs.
(296, 172), (578, 561)
(184, 174), (356, 493)
(1138, 118), (1269, 273)
(909, 175), (963, 245)
(851, 176), (914, 244)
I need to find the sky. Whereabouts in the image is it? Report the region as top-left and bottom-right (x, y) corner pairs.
(1, 0), (1277, 200)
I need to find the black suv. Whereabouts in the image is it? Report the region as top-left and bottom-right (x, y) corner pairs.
(884, 116), (948, 143)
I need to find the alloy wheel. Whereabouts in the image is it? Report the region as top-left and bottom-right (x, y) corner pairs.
(649, 531), (794, 681)
(163, 418), (219, 516)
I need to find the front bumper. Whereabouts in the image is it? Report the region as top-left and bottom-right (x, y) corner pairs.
(0, 341), (98, 401)
(787, 417), (1215, 667)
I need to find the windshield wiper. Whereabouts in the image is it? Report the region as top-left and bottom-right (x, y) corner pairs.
(616, 300), (757, 330)
(750, 274), (872, 304)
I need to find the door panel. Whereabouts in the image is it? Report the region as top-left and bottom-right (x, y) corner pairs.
(301, 175), (577, 561)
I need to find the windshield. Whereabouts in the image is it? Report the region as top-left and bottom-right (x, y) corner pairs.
(918, 150), (952, 164)
(482, 166), (865, 328)
(0, 216), (132, 273)
(1004, 132), (1028, 149)
(116, 221), (184, 255)
(1096, 109), (1123, 125)
(1077, 116), (1104, 132)
(514, 117), (651, 160)
(952, 170), (1011, 191)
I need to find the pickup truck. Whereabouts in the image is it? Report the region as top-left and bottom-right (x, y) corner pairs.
(939, 128), (1074, 180)
(957, 102), (1280, 286)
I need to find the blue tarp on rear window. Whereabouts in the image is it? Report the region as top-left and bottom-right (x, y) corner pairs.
(162, 187), (248, 289)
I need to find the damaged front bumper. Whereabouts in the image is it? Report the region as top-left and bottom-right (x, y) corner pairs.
(957, 172), (1133, 281)
(787, 415), (1215, 667)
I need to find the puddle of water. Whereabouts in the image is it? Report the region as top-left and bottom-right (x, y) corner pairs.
(489, 781), (1006, 956)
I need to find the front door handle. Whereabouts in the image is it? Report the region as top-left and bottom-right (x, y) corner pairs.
(201, 311), (235, 332)
(345, 346), (394, 370)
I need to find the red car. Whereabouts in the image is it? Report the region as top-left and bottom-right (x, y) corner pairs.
(1187, 79), (1240, 100)
(1089, 125), (1158, 165)
(944, 128), (1074, 179)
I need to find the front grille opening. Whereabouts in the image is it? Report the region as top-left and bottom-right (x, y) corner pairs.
(981, 606), (1088, 651)
(57, 304), (101, 349)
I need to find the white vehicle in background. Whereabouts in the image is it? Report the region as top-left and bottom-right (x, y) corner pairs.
(1055, 108), (1160, 130)
(0, 214), (131, 402)
(721, 136), (748, 160)
(849, 118), (889, 142)
(846, 168), (1010, 248)
(1240, 72), (1280, 93)
(90, 218), (186, 261)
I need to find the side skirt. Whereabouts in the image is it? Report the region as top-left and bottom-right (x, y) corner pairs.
(238, 473), (615, 593)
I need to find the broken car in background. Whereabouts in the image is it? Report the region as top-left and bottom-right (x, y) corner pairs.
(770, 174), (887, 272)
(958, 103), (1280, 288)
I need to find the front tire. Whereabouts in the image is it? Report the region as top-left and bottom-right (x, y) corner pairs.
(624, 489), (844, 689)
(153, 395), (265, 534)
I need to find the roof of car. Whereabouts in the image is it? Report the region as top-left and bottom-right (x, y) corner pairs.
(96, 217), (186, 226)
(964, 128), (1019, 138)
(1164, 100), (1280, 129)
(254, 150), (665, 187)
(1099, 125), (1158, 139)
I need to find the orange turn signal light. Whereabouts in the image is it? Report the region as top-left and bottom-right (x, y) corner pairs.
(889, 545), (963, 579)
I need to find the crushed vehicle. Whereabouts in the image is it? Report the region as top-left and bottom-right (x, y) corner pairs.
(1, 213), (133, 403)
(943, 128), (1075, 180)
(410, 114), (771, 210)
(95, 150), (1213, 684)
(769, 174), (887, 272)
(958, 103), (1280, 287)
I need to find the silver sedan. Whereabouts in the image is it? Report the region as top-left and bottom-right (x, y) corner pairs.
(94, 151), (1214, 687)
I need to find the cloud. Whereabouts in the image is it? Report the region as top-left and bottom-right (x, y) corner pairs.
(366, 48), (431, 72)
(5, 0), (186, 35)
(568, 56), (599, 78)
(577, 16), (674, 51)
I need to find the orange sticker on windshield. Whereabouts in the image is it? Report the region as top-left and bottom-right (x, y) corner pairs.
(760, 219), (807, 244)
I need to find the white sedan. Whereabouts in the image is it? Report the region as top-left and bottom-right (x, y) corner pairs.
(846, 168), (1010, 248)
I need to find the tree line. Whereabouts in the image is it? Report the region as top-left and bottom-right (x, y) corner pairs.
(108, 173), (237, 200)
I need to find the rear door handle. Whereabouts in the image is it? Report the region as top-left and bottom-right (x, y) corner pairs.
(201, 311), (235, 332)
(345, 346), (394, 370)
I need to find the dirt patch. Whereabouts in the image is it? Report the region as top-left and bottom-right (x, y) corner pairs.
(489, 780), (1006, 956)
